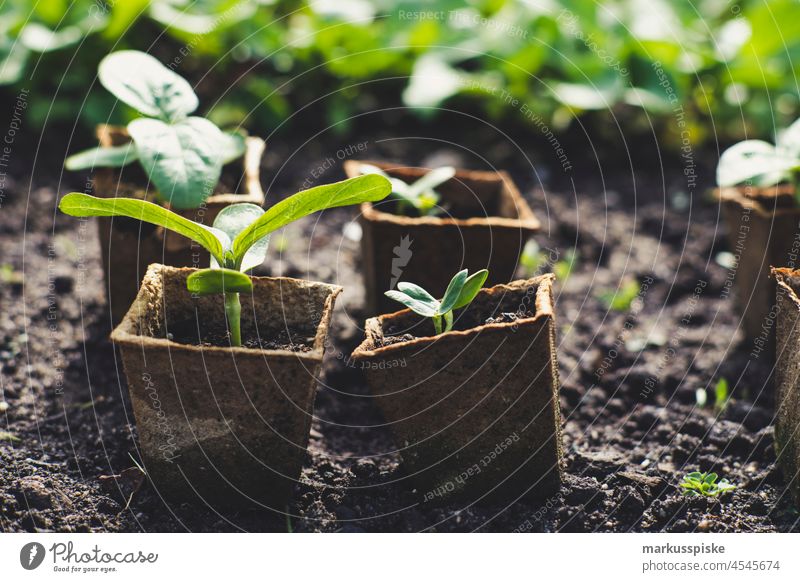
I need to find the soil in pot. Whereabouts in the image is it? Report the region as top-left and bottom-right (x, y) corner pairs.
(772, 267), (800, 508)
(110, 264), (341, 510)
(351, 274), (562, 505)
(343, 160), (540, 314)
(93, 125), (266, 326)
(715, 184), (800, 344)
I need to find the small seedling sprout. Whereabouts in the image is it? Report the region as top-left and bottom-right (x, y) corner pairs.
(65, 51), (246, 209)
(717, 117), (800, 196)
(385, 269), (489, 334)
(599, 278), (641, 312)
(680, 471), (736, 497)
(59, 174), (392, 346)
(714, 377), (730, 412)
(360, 164), (455, 216)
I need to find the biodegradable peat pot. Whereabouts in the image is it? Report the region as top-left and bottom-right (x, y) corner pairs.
(772, 267), (800, 507)
(715, 184), (800, 341)
(111, 264), (341, 508)
(351, 274), (562, 503)
(343, 160), (540, 314)
(94, 125), (266, 325)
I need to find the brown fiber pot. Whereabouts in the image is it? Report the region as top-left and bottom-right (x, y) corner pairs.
(111, 264), (341, 509)
(715, 185), (800, 342)
(351, 274), (562, 503)
(343, 160), (540, 314)
(772, 267), (800, 507)
(94, 125), (266, 325)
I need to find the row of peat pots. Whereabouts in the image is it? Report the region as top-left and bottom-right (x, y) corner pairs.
(716, 184), (800, 509)
(86, 125), (559, 509)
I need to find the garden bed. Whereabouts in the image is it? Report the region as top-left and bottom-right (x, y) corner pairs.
(0, 134), (796, 533)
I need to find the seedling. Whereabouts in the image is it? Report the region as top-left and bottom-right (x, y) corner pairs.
(717, 117), (800, 195)
(359, 164), (455, 216)
(385, 269), (489, 334)
(553, 248), (579, 281)
(65, 50), (246, 209)
(680, 472), (736, 497)
(714, 378), (730, 412)
(599, 279), (641, 312)
(59, 174), (391, 346)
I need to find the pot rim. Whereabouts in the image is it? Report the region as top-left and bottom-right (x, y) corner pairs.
(714, 184), (799, 218)
(95, 124), (266, 205)
(110, 264), (342, 360)
(773, 267), (800, 310)
(351, 274), (555, 359)
(343, 159), (540, 231)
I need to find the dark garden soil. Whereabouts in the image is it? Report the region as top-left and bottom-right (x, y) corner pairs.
(1, 123), (799, 533)
(167, 320), (315, 353)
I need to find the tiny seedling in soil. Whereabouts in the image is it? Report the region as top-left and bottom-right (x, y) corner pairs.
(385, 269), (488, 334)
(717, 116), (800, 193)
(65, 50), (246, 209)
(680, 472), (736, 497)
(0, 430), (20, 443)
(714, 377), (730, 412)
(599, 278), (641, 312)
(553, 248), (579, 281)
(59, 174), (391, 346)
(359, 163), (455, 216)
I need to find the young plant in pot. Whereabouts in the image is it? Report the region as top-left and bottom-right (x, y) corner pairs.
(59, 174), (392, 508)
(343, 160), (540, 314)
(715, 120), (800, 341)
(770, 267), (800, 508)
(351, 269), (563, 504)
(65, 50), (266, 324)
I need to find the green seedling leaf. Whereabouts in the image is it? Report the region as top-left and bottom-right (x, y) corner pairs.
(439, 269), (468, 314)
(58, 192), (227, 264)
(714, 378), (729, 410)
(128, 116), (224, 209)
(98, 50), (198, 122)
(599, 279), (641, 312)
(0, 430), (20, 443)
(405, 166), (455, 199)
(680, 471), (736, 497)
(220, 131), (247, 165)
(453, 269), (489, 310)
(187, 268), (253, 296)
(65, 142), (137, 171)
(232, 174), (391, 267)
(384, 290), (438, 317)
(397, 282), (439, 311)
(211, 203), (268, 272)
(716, 139), (797, 187)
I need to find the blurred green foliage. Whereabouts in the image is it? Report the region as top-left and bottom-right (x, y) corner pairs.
(2, 0), (799, 148)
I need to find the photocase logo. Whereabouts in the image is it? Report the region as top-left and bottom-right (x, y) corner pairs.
(20, 542), (46, 570)
(390, 235), (413, 289)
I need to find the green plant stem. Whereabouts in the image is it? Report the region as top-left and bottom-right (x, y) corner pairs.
(443, 310), (454, 333)
(432, 314), (443, 335)
(224, 292), (242, 347)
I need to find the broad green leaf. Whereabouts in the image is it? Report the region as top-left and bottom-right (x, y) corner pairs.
(65, 143), (137, 171)
(406, 166), (455, 199)
(220, 131), (247, 165)
(384, 290), (437, 317)
(211, 203), (267, 271)
(453, 269), (489, 310)
(716, 140), (796, 187)
(19, 23), (83, 52)
(128, 116), (224, 209)
(187, 268), (253, 296)
(440, 269), (468, 314)
(397, 282), (438, 305)
(58, 192), (226, 264)
(704, 473), (718, 484)
(359, 164), (410, 198)
(98, 50), (198, 122)
(232, 174), (391, 267)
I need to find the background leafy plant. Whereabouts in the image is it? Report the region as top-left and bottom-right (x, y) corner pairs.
(4, 1), (800, 150)
(64, 50), (245, 209)
(385, 268), (489, 334)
